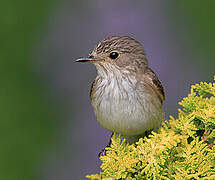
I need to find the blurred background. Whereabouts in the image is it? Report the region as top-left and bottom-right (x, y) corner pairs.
(1, 0), (215, 179)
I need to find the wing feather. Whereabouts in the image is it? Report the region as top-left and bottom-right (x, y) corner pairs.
(144, 68), (165, 103)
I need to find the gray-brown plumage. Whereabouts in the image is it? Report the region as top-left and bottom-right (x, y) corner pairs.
(76, 36), (165, 143)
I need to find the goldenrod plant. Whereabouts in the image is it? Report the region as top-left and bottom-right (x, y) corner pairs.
(87, 76), (215, 180)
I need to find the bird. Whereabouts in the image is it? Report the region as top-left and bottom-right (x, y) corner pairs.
(76, 36), (165, 144)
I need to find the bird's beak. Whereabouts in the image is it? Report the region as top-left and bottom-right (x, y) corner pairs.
(75, 56), (102, 63)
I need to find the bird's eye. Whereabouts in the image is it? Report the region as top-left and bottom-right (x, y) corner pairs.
(109, 52), (119, 59)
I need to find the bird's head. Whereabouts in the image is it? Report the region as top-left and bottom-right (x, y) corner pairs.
(76, 36), (148, 76)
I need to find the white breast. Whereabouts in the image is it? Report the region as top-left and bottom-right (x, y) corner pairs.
(91, 66), (164, 136)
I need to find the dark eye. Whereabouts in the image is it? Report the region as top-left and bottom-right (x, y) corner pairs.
(109, 52), (119, 59)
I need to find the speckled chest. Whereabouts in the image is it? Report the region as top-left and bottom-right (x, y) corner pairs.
(89, 67), (163, 136)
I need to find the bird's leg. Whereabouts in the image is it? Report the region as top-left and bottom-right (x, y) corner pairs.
(98, 130), (154, 157)
(125, 129), (153, 144)
(98, 133), (114, 157)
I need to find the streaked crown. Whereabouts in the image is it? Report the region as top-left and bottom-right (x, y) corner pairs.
(90, 36), (148, 72)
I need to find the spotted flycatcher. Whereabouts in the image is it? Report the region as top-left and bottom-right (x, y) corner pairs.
(76, 36), (165, 143)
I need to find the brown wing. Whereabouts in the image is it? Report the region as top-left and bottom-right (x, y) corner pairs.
(90, 79), (97, 100)
(145, 68), (165, 103)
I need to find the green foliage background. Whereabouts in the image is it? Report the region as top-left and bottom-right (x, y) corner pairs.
(0, 1), (57, 180)
(167, 1), (215, 71)
(87, 77), (215, 179)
